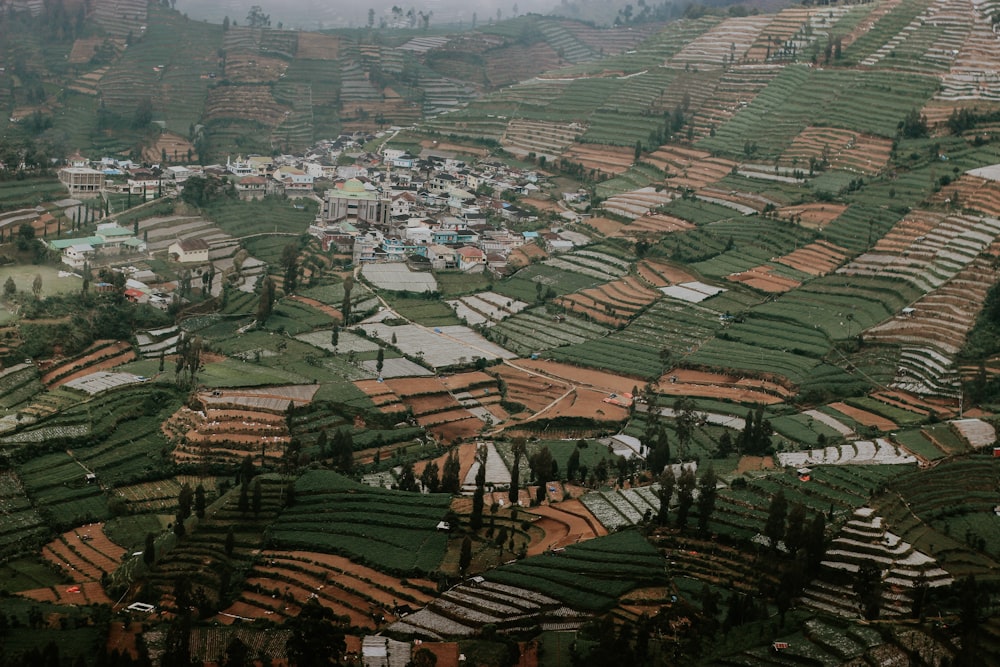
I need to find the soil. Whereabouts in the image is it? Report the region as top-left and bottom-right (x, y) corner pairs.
(828, 401), (897, 431)
(736, 455), (775, 474)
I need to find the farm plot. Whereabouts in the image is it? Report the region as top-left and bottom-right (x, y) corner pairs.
(523, 501), (607, 555)
(446, 291), (529, 327)
(361, 263), (437, 293)
(698, 66), (939, 158)
(777, 439), (917, 467)
(168, 385), (318, 468)
(63, 372), (147, 395)
(867, 252), (998, 357)
(780, 126), (894, 175)
(654, 368), (793, 404)
(223, 549), (431, 629)
(773, 240), (850, 276)
(554, 276), (661, 328)
(483, 530), (667, 613)
(40, 340), (137, 388)
(354, 375), (485, 443)
(562, 143), (634, 176)
(542, 249), (630, 281)
(357, 322), (515, 368)
(599, 187), (674, 219)
(0, 472), (47, 558)
(608, 213), (696, 239)
(777, 202), (849, 230)
(725, 265), (801, 293)
(135, 326), (181, 358)
(0, 363), (43, 410)
(838, 210), (1000, 293)
(38, 524), (124, 597)
(296, 329), (379, 354)
(272, 470), (451, 575)
(489, 362), (570, 417)
(487, 307), (610, 357)
(667, 14), (771, 69)
(500, 119), (580, 160)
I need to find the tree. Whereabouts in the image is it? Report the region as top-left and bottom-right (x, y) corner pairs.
(251, 478), (262, 516)
(238, 479), (250, 514)
(341, 275), (354, 323)
(398, 462), (419, 492)
(178, 483), (193, 522)
(16, 222), (34, 251)
(132, 97), (153, 129)
(696, 465), (717, 533)
(420, 461), (440, 493)
(470, 445), (487, 530)
(675, 466), (696, 529)
(330, 429), (353, 472)
(409, 647), (438, 667)
(281, 243), (299, 294)
(528, 446), (556, 486)
(567, 447), (581, 482)
(764, 491), (788, 550)
(459, 536), (472, 574)
(246, 5), (271, 28)
(656, 467), (675, 525)
(376, 347), (384, 375)
(441, 449), (461, 494)
(224, 526), (235, 556)
(3, 277), (15, 299)
(222, 637), (250, 667)
(673, 397), (697, 460)
(286, 598), (347, 667)
(854, 563), (882, 620)
(256, 276), (275, 323)
(804, 512), (826, 574)
(194, 483), (206, 519)
(31, 273), (41, 298)
(509, 437), (526, 504)
(143, 532), (156, 566)
(331, 326), (339, 349)
(784, 502), (807, 555)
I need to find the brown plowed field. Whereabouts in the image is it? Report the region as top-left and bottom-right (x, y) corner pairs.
(289, 295), (343, 321)
(507, 242), (547, 268)
(727, 265), (801, 293)
(143, 131), (195, 164)
(42, 340), (131, 385)
(777, 202), (847, 229)
(511, 359), (638, 395)
(531, 388), (628, 423)
(107, 622), (141, 659)
(562, 143), (634, 175)
(428, 416), (484, 443)
(827, 402), (897, 431)
(774, 240), (849, 275)
(50, 349), (138, 388)
(296, 32), (341, 59)
(18, 580), (111, 605)
(655, 368), (791, 404)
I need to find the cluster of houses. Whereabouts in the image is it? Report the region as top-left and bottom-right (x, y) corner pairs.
(304, 143), (587, 275)
(51, 132), (586, 279)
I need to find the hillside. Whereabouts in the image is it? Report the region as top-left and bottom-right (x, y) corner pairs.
(2, 0), (1000, 666)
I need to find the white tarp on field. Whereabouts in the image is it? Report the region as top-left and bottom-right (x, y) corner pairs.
(660, 281), (725, 303)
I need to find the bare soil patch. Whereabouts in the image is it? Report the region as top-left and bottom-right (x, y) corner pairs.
(827, 401), (897, 431)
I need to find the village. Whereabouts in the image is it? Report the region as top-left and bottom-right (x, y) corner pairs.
(0, 134), (597, 310)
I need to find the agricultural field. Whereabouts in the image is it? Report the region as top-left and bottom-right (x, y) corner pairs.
(270, 470), (451, 575)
